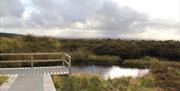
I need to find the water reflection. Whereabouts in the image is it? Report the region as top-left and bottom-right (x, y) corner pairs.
(70, 65), (149, 79)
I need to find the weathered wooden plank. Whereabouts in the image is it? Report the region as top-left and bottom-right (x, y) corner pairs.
(0, 52), (71, 73)
(0, 60), (31, 63)
(64, 60), (70, 65)
(0, 66), (69, 76)
(33, 59), (65, 62)
(0, 59), (64, 63)
(0, 52), (64, 56)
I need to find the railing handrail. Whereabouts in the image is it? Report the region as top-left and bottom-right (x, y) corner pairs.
(0, 52), (65, 56)
(0, 52), (71, 68)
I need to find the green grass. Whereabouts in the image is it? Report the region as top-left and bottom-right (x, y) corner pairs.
(123, 57), (180, 90)
(71, 48), (121, 65)
(52, 58), (180, 91)
(0, 35), (179, 90)
(52, 74), (158, 91)
(122, 56), (154, 68)
(52, 74), (106, 91)
(150, 59), (180, 90)
(0, 76), (8, 85)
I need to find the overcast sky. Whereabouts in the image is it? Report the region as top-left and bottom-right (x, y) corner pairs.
(0, 0), (179, 40)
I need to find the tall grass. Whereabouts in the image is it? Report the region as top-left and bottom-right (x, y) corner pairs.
(0, 76), (8, 85)
(53, 74), (106, 91)
(123, 57), (180, 90)
(150, 59), (180, 90)
(71, 48), (121, 65)
(52, 57), (180, 91)
(122, 56), (153, 68)
(52, 73), (157, 91)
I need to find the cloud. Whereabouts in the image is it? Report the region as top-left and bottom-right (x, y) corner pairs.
(28, 0), (148, 32)
(0, 16), (23, 28)
(24, 0), (105, 28)
(32, 0), (104, 22)
(0, 0), (179, 40)
(0, 0), (24, 17)
(0, 0), (25, 29)
(84, 1), (148, 33)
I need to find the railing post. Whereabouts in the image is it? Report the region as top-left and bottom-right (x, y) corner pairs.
(68, 56), (71, 74)
(62, 54), (65, 66)
(63, 53), (71, 74)
(30, 53), (34, 67)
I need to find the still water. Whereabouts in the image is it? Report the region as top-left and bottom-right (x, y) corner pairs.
(70, 65), (149, 79)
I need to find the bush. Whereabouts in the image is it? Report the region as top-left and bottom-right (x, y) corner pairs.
(0, 35), (62, 53)
(123, 59), (151, 68)
(71, 48), (121, 65)
(142, 56), (152, 61)
(150, 59), (180, 90)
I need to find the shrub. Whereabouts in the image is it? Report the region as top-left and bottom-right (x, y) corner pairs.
(123, 59), (151, 68)
(150, 59), (180, 90)
(71, 48), (121, 65)
(142, 56), (152, 61)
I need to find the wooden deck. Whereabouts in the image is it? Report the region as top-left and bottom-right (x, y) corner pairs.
(1, 74), (56, 91)
(0, 66), (69, 76)
(0, 52), (71, 76)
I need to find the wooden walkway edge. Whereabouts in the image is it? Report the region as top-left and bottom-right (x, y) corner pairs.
(0, 74), (56, 91)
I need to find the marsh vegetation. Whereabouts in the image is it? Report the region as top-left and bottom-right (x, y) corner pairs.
(0, 34), (179, 90)
(52, 58), (180, 91)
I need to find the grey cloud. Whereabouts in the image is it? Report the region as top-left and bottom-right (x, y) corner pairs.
(0, 0), (24, 17)
(0, 0), (179, 40)
(90, 1), (148, 32)
(0, 16), (24, 29)
(0, 0), (25, 29)
(1, 0), (177, 31)
(145, 19), (179, 29)
(30, 0), (104, 25)
(29, 0), (148, 33)
(25, 12), (63, 28)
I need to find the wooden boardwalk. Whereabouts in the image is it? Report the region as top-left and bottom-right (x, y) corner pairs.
(1, 74), (56, 91)
(0, 52), (71, 91)
(0, 52), (71, 75)
(0, 66), (69, 76)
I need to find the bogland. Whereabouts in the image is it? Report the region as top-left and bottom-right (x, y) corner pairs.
(0, 34), (179, 66)
(0, 34), (179, 90)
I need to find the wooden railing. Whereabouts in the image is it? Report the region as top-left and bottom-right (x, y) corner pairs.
(0, 52), (71, 69)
